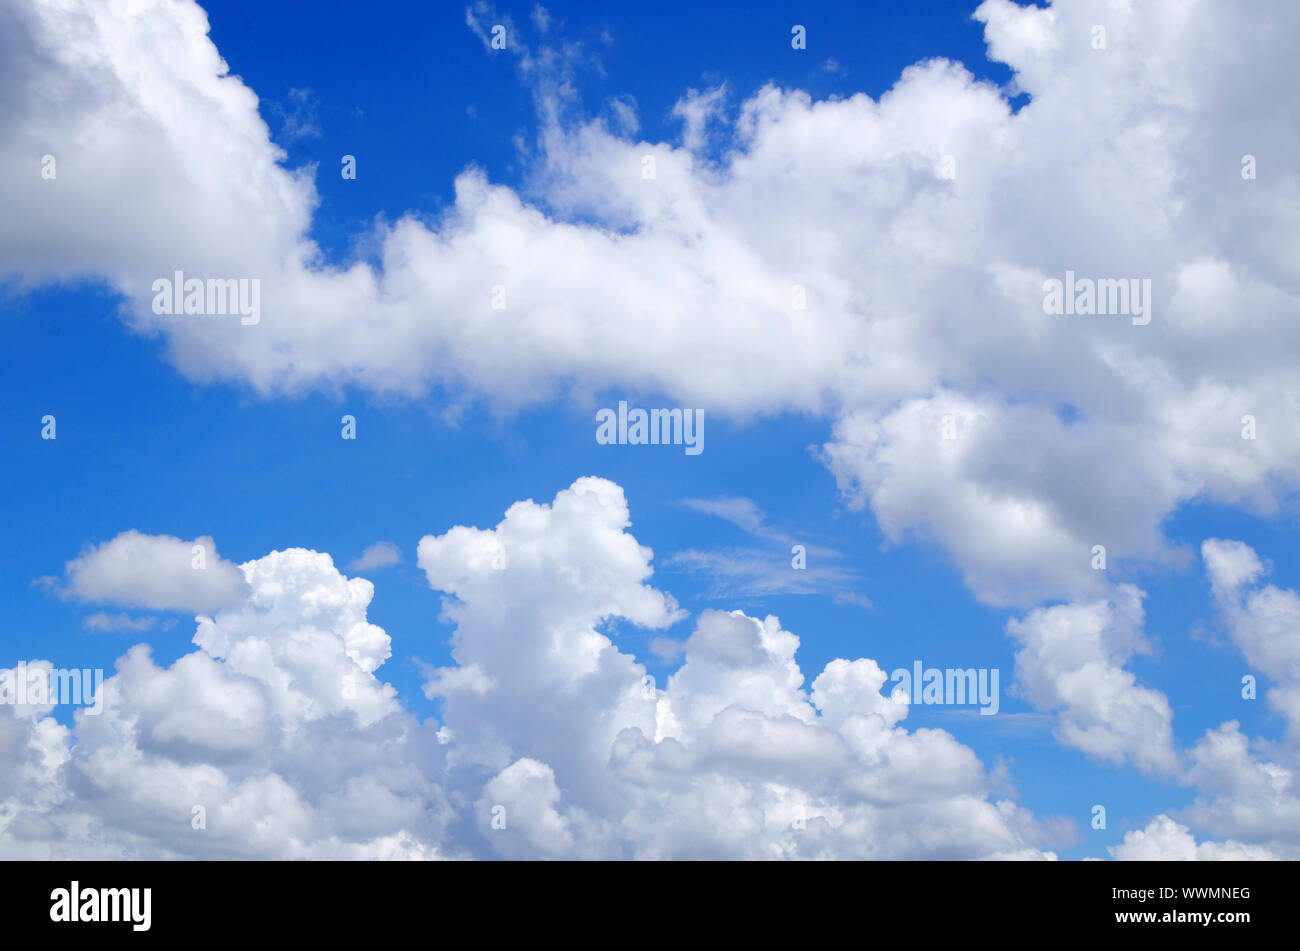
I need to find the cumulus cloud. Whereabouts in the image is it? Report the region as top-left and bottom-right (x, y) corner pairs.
(1202, 538), (1300, 741)
(1095, 539), (1300, 860)
(1007, 583), (1177, 775)
(56, 531), (249, 615)
(0, 478), (1064, 859)
(1153, 541), (1300, 857)
(2, 549), (453, 859)
(1109, 815), (1276, 862)
(1201, 538), (1300, 729)
(412, 478), (1058, 859)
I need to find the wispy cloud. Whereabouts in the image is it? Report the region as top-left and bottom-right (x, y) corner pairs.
(82, 611), (169, 633)
(670, 497), (869, 605)
(346, 542), (402, 573)
(270, 87), (322, 142)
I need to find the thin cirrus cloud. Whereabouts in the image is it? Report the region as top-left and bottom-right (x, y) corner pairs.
(668, 496), (869, 604)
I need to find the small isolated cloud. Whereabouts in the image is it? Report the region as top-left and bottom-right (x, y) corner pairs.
(347, 542), (402, 573)
(682, 497), (772, 539)
(269, 87), (321, 142)
(82, 612), (160, 633)
(56, 531), (249, 615)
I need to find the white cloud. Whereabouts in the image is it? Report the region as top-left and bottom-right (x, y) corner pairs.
(0, 478), (1064, 859)
(414, 478), (1058, 859)
(1007, 583), (1177, 775)
(648, 637), (684, 663)
(58, 531), (249, 615)
(82, 612), (160, 633)
(346, 542), (402, 573)
(1109, 815), (1276, 862)
(672, 497), (868, 602)
(2, 548), (454, 859)
(268, 87), (321, 142)
(823, 392), (1194, 607)
(1155, 541), (1300, 857)
(671, 84), (727, 153)
(4, 0), (1298, 616)
(1096, 539), (1300, 860)
(1202, 539), (1300, 739)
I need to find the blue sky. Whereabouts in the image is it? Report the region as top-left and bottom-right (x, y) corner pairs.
(2, 0), (1298, 861)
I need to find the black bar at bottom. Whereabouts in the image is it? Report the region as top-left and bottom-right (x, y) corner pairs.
(0, 860), (1283, 938)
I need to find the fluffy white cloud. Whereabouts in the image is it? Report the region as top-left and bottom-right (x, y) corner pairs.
(1098, 539), (1300, 860)
(415, 478), (1057, 859)
(5, 0), (1298, 617)
(1006, 584), (1177, 774)
(1109, 815), (1276, 862)
(1, 479), (1063, 859)
(1154, 541), (1300, 858)
(0, 661), (72, 859)
(1202, 538), (1300, 733)
(57, 530), (249, 615)
(19, 497), (1300, 861)
(1177, 721), (1300, 853)
(3, 548), (454, 859)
